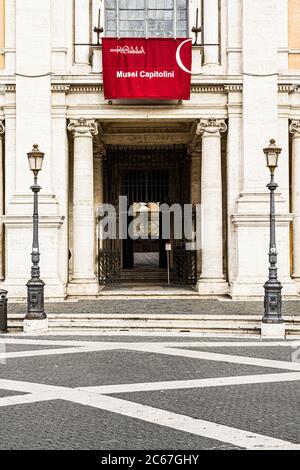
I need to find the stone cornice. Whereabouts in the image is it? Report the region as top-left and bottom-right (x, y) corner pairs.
(231, 214), (293, 227)
(278, 84), (296, 93)
(2, 215), (65, 228)
(52, 84), (71, 93)
(223, 84), (243, 93)
(191, 85), (226, 93)
(64, 85), (103, 94)
(0, 82), (298, 95)
(51, 84), (243, 94)
(53, 82), (300, 94)
(0, 84), (16, 93)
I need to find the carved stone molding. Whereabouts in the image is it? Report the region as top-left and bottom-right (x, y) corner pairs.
(289, 120), (300, 136)
(196, 117), (227, 136)
(223, 84), (243, 93)
(52, 84), (71, 93)
(51, 83), (242, 95)
(191, 85), (225, 93)
(0, 85), (16, 94)
(67, 117), (98, 137)
(68, 85), (103, 94)
(4, 83), (300, 95)
(278, 84), (297, 94)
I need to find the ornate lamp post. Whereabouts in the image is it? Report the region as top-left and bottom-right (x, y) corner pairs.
(23, 145), (48, 333)
(261, 139), (285, 338)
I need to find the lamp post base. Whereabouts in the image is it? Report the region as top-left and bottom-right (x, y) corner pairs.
(23, 318), (48, 334)
(261, 321), (285, 339)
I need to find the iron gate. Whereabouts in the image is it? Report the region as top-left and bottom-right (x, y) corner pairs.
(98, 250), (121, 285)
(173, 242), (197, 285)
(98, 145), (196, 285)
(172, 202), (197, 285)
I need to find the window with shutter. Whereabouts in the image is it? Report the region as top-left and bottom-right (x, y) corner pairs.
(104, 0), (188, 38)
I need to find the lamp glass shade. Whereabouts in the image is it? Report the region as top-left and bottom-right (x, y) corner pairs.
(27, 145), (44, 174)
(263, 139), (281, 171)
(265, 151), (279, 169)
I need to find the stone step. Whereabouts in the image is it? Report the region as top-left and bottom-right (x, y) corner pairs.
(6, 313), (300, 335)
(120, 275), (168, 279)
(119, 279), (169, 282)
(99, 287), (200, 297)
(120, 269), (168, 283)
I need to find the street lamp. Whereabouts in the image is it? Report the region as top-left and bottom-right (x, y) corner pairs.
(261, 139), (285, 338)
(24, 144), (47, 330)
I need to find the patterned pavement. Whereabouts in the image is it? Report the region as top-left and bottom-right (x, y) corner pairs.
(7, 299), (300, 315)
(0, 333), (299, 450)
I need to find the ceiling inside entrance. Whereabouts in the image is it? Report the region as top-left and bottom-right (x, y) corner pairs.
(95, 120), (200, 147)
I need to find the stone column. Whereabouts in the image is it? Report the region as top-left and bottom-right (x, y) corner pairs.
(290, 120), (300, 287)
(0, 121), (4, 281)
(74, 0), (91, 69)
(67, 118), (98, 296)
(196, 118), (228, 294)
(203, 0), (219, 67)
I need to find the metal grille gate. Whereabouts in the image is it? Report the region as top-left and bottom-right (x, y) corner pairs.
(122, 169), (169, 205)
(98, 145), (197, 285)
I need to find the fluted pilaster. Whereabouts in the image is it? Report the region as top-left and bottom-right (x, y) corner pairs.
(0, 121), (5, 281)
(290, 120), (300, 285)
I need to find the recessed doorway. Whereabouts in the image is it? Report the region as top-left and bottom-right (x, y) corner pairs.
(99, 145), (196, 285)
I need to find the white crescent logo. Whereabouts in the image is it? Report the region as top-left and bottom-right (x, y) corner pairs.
(175, 38), (201, 75)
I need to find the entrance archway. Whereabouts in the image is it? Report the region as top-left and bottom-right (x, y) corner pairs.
(98, 144), (197, 285)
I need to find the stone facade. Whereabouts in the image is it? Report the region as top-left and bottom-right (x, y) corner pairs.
(0, 1), (299, 300)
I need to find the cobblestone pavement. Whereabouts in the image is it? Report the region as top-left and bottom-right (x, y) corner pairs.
(7, 298), (300, 315)
(0, 333), (299, 450)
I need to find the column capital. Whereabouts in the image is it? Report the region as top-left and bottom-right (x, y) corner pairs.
(289, 120), (300, 137)
(0, 121), (5, 138)
(68, 118), (98, 137)
(196, 118), (227, 136)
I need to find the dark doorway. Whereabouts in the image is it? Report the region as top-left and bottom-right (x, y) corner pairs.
(122, 169), (168, 270)
(100, 145), (196, 285)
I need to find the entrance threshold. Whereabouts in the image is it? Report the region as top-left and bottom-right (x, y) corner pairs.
(99, 285), (200, 299)
(120, 268), (168, 284)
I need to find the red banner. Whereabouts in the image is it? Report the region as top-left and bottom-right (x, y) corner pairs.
(102, 38), (192, 100)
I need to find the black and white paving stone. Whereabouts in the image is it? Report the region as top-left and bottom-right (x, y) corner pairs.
(0, 333), (299, 450)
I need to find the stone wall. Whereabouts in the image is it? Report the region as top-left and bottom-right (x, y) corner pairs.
(289, 0), (300, 69)
(0, 0), (4, 69)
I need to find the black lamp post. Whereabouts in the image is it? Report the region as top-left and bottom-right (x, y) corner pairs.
(25, 144), (46, 321)
(262, 139), (284, 326)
